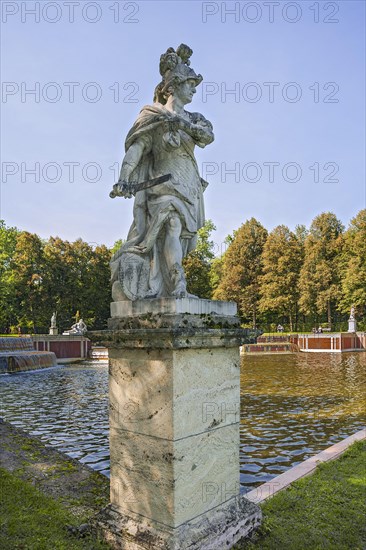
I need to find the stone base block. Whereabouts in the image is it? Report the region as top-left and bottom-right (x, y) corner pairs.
(110, 298), (237, 318)
(92, 494), (261, 550)
(110, 425), (239, 526)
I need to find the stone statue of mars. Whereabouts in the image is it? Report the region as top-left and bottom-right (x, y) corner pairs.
(110, 44), (214, 301)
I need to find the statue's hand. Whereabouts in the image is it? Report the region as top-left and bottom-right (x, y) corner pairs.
(110, 181), (134, 199)
(119, 181), (135, 198)
(190, 124), (206, 142)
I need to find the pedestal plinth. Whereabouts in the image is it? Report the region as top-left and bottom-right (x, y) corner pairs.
(348, 318), (357, 333)
(90, 299), (261, 549)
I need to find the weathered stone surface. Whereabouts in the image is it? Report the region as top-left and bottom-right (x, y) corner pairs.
(110, 424), (239, 526)
(92, 495), (261, 550)
(109, 347), (240, 438)
(110, 45), (215, 301)
(91, 326), (246, 350)
(111, 298), (237, 317)
(107, 311), (242, 332)
(90, 304), (261, 548)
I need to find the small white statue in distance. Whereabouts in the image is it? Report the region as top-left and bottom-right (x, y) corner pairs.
(49, 311), (58, 335)
(110, 44), (214, 301)
(348, 305), (357, 333)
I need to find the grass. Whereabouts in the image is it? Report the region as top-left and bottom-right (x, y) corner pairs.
(0, 467), (110, 550)
(236, 440), (366, 550)
(1, 419), (364, 549)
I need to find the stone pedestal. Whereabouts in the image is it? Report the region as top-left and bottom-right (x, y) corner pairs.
(90, 299), (261, 549)
(348, 318), (357, 333)
(49, 327), (58, 335)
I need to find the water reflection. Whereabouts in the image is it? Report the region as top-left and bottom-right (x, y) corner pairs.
(240, 353), (366, 489)
(0, 363), (110, 477)
(0, 353), (365, 489)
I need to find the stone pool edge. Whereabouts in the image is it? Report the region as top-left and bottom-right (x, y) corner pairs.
(245, 428), (366, 504)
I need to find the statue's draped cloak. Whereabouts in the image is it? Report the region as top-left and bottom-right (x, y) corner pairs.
(111, 103), (211, 299)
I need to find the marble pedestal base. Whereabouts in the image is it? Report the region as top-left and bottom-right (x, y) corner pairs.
(92, 494), (261, 550)
(90, 299), (261, 549)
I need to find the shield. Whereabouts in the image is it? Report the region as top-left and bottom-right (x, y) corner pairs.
(119, 252), (151, 301)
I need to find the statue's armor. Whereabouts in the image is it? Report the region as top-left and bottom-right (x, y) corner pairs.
(140, 111), (205, 237)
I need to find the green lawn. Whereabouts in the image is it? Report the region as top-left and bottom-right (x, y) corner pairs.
(237, 440), (366, 550)
(1, 438), (365, 549)
(0, 468), (110, 550)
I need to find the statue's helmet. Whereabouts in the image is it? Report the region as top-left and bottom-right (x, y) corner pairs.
(154, 44), (202, 104)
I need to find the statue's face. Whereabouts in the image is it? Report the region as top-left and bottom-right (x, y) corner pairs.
(174, 79), (197, 104)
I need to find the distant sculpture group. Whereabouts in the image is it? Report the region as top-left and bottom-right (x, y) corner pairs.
(63, 318), (87, 336)
(110, 44), (214, 301)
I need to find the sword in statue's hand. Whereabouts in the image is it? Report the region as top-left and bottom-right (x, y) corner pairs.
(109, 174), (172, 199)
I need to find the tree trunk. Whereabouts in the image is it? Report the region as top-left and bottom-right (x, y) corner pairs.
(289, 312), (293, 332)
(327, 300), (332, 328)
(252, 308), (256, 330)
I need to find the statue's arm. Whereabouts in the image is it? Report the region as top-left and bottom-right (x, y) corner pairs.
(118, 137), (148, 183)
(180, 113), (214, 148)
(111, 136), (151, 197)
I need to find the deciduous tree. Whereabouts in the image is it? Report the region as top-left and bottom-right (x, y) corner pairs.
(339, 209), (366, 317)
(214, 218), (268, 327)
(259, 225), (303, 331)
(183, 220), (216, 298)
(298, 212), (344, 326)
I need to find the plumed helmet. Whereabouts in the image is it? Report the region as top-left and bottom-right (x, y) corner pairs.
(153, 44), (202, 104)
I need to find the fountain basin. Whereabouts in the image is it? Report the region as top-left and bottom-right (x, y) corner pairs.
(0, 338), (56, 374)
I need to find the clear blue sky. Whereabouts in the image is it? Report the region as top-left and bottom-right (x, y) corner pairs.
(1, 0), (365, 250)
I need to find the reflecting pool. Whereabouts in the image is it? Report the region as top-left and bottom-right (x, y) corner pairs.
(0, 363), (110, 476)
(240, 352), (366, 489)
(0, 353), (365, 490)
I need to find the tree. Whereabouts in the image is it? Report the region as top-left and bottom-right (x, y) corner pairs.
(183, 220), (216, 298)
(339, 209), (366, 317)
(83, 244), (111, 329)
(214, 218), (268, 327)
(209, 256), (225, 296)
(294, 224), (308, 244)
(298, 212), (344, 326)
(43, 238), (112, 331)
(0, 220), (19, 330)
(259, 225), (303, 331)
(111, 239), (125, 255)
(9, 231), (46, 332)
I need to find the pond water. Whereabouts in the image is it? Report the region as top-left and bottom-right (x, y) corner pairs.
(240, 353), (365, 489)
(0, 353), (365, 490)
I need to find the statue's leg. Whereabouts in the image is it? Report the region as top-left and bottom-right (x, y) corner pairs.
(127, 208), (171, 254)
(164, 214), (187, 297)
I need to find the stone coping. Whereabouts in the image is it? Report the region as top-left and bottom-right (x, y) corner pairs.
(32, 334), (90, 341)
(89, 327), (246, 349)
(298, 332), (365, 337)
(245, 428), (366, 504)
